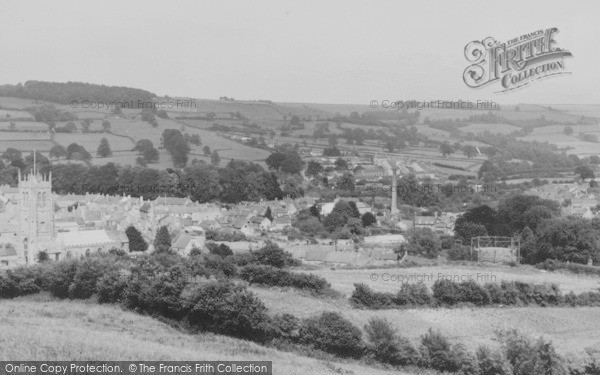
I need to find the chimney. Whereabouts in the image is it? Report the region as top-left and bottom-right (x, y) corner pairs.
(391, 167), (398, 217)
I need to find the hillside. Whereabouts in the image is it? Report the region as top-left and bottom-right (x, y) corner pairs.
(0, 294), (416, 375)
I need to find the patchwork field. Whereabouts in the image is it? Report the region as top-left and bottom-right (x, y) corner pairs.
(518, 124), (600, 155)
(54, 133), (135, 152)
(460, 123), (521, 134)
(0, 295), (411, 375)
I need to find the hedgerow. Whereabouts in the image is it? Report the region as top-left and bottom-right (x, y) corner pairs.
(351, 280), (600, 309)
(239, 264), (330, 293)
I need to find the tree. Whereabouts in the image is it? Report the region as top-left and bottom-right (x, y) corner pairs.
(66, 143), (91, 160)
(211, 150), (221, 165)
(134, 139), (159, 163)
(125, 225), (148, 252)
(265, 152), (286, 171)
(49, 145), (67, 160)
(203, 145), (211, 156)
(153, 226), (171, 252)
(575, 165), (595, 180)
(440, 143), (454, 158)
(336, 172), (355, 191)
(264, 207), (273, 222)
(1, 148), (23, 164)
(453, 221), (488, 244)
(364, 317), (418, 366)
(136, 157), (148, 167)
(36, 250), (50, 263)
(563, 126), (574, 136)
(280, 152), (304, 174)
(323, 147), (341, 157)
(101, 120), (111, 132)
(361, 212), (377, 227)
(534, 217), (600, 264)
(97, 138), (113, 157)
(335, 158), (348, 170)
(81, 119), (92, 133)
(405, 228), (442, 258)
(462, 145), (478, 158)
(305, 161), (323, 177)
(327, 135), (338, 147)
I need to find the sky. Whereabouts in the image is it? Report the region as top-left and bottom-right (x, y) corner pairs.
(0, 0), (598, 105)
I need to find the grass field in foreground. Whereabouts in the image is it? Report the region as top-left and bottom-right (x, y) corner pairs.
(0, 294), (416, 375)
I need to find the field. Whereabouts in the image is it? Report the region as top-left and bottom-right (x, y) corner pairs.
(54, 133), (135, 152)
(460, 123), (520, 134)
(518, 124), (600, 156)
(0, 294), (413, 375)
(249, 264), (600, 363)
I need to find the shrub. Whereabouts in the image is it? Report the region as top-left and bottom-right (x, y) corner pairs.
(432, 279), (463, 305)
(209, 243), (233, 257)
(202, 254), (237, 278)
(272, 313), (301, 341)
(182, 281), (273, 343)
(250, 242), (299, 268)
(299, 311), (364, 358)
(239, 265), (330, 293)
(394, 283), (434, 306)
(457, 280), (491, 306)
(0, 273), (18, 298)
(97, 268), (129, 304)
(68, 257), (115, 299)
(2, 266), (46, 298)
(124, 261), (189, 318)
(46, 260), (78, 298)
(476, 346), (511, 375)
(495, 329), (566, 375)
(419, 329), (468, 372)
(350, 283), (394, 309)
(364, 317), (419, 366)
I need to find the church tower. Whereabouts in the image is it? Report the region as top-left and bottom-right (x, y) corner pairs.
(17, 162), (54, 265)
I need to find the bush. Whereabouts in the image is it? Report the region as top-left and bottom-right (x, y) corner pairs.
(476, 346), (512, 375)
(495, 329), (566, 375)
(124, 260), (189, 318)
(68, 257), (115, 299)
(182, 281), (273, 343)
(419, 329), (468, 372)
(299, 312), (364, 358)
(250, 242), (299, 268)
(206, 242), (233, 257)
(457, 280), (491, 306)
(239, 265), (330, 293)
(1, 266), (46, 298)
(364, 317), (419, 366)
(46, 260), (78, 298)
(272, 313), (301, 340)
(97, 268), (129, 304)
(202, 254), (237, 278)
(394, 283), (434, 306)
(432, 279), (463, 305)
(350, 283), (394, 309)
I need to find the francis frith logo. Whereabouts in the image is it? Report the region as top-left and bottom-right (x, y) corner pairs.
(463, 27), (572, 92)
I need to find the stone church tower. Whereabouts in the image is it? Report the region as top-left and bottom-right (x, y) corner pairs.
(17, 167), (55, 265)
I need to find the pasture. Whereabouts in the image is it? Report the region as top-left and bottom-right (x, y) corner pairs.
(250, 263), (600, 361)
(0, 295), (412, 375)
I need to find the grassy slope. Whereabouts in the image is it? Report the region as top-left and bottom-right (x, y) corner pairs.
(250, 264), (600, 362)
(0, 294), (416, 375)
